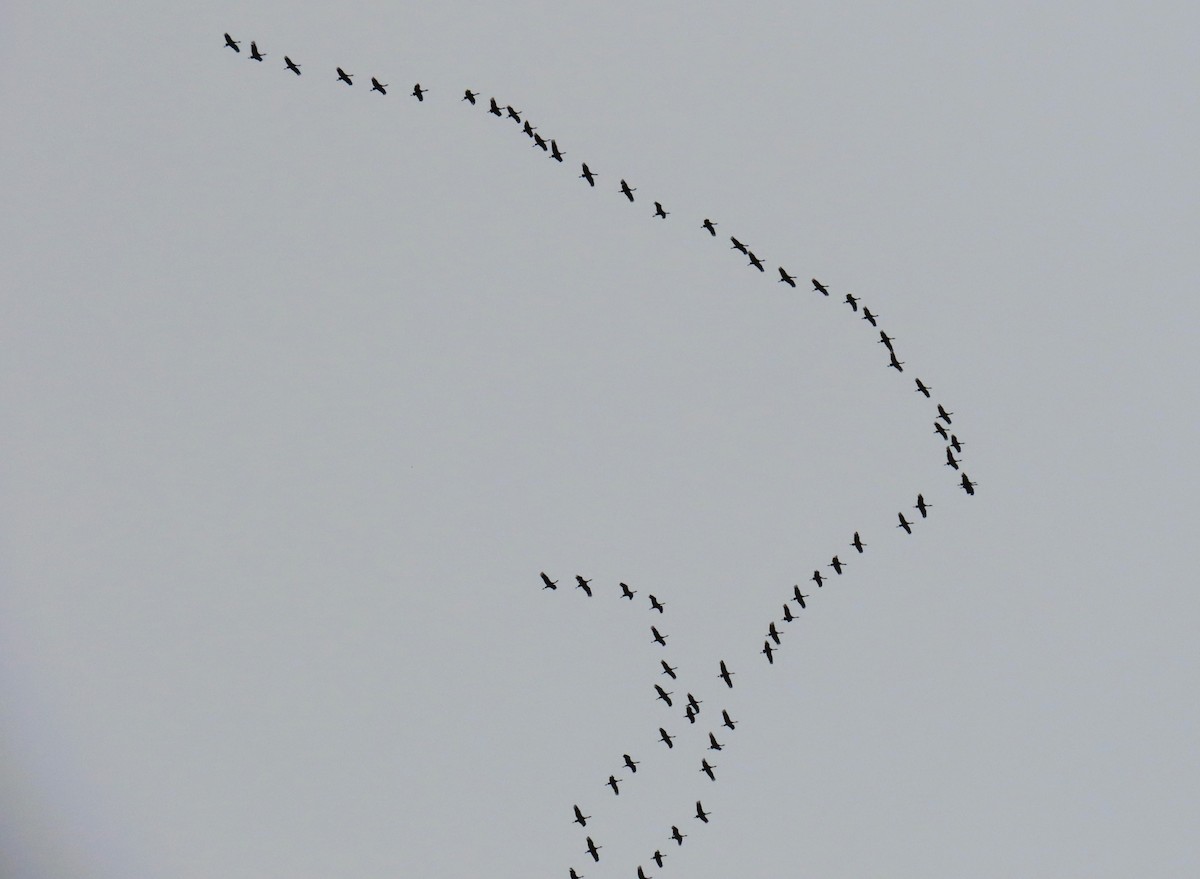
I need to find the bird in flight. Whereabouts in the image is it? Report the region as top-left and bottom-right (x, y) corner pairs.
(767, 622), (782, 646)
(411, 83), (427, 101)
(708, 731), (724, 751)
(950, 434), (965, 453)
(652, 850), (666, 868)
(879, 330), (895, 351)
(897, 512), (913, 534)
(702, 219), (717, 236)
(718, 660), (734, 688)
(223, 33), (240, 52)
(249, 41), (266, 61)
(649, 595), (665, 613)
(462, 89), (479, 104)
(782, 603), (796, 622)
(945, 447), (960, 470)
(505, 105), (521, 121)
(762, 640), (776, 664)
(779, 267), (797, 287)
(488, 97), (502, 116)
(888, 351), (905, 372)
(651, 626), (668, 647)
(915, 378), (932, 397)
(700, 759), (717, 781)
(623, 754), (640, 773)
(620, 179), (636, 202)
(915, 493), (931, 518)
(575, 575), (592, 597)
(585, 837), (602, 862)
(620, 582), (636, 599)
(844, 293), (859, 311)
(829, 555), (846, 575)
(606, 775), (622, 795)
(654, 201), (669, 219)
(371, 77), (388, 95)
(570, 869), (583, 879)
(721, 709), (738, 730)
(812, 569), (825, 588)
(284, 56), (301, 75)
(687, 693), (702, 713)
(862, 307), (879, 327)
(573, 804), (590, 827)
(671, 825), (687, 846)
(540, 572), (557, 590)
(937, 404), (954, 424)
(684, 703), (697, 724)
(851, 531), (866, 554)
(660, 660), (678, 679)
(793, 584), (808, 608)
(336, 67), (354, 85)
(550, 140), (565, 162)
(522, 120), (536, 137)
(934, 422), (949, 440)
(580, 163), (597, 186)
(532, 133), (549, 151)
(655, 685), (674, 707)
(730, 236), (748, 254)
(747, 251), (765, 271)
(695, 800), (712, 823)
(812, 278), (830, 296)
(637, 867), (652, 879)
(659, 727), (675, 748)
(960, 473), (977, 495)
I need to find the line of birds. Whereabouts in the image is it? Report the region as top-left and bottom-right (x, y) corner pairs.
(541, 573), (733, 877)
(223, 34), (428, 98)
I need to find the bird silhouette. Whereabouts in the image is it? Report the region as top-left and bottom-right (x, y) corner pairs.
(767, 622), (782, 646)
(659, 727), (675, 748)
(747, 251), (765, 271)
(462, 89), (478, 104)
(718, 660), (734, 688)
(851, 531), (866, 554)
(649, 595), (665, 613)
(945, 447), (960, 470)
(721, 709), (737, 730)
(708, 731), (724, 751)
(935, 422), (949, 440)
(540, 572), (557, 590)
(653, 201), (669, 218)
(505, 105), (521, 121)
(861, 307), (878, 326)
(950, 434), (965, 453)
(762, 640), (776, 664)
(371, 77), (388, 95)
(580, 163), (597, 186)
(655, 685), (674, 707)
(888, 351), (905, 372)
(488, 97), (502, 116)
(607, 775), (622, 795)
(624, 754), (640, 773)
(730, 236), (748, 254)
(550, 140), (565, 162)
(812, 278), (830, 296)
(585, 837), (602, 862)
(284, 56), (301, 75)
(793, 584), (808, 608)
(829, 556), (846, 575)
(702, 219), (717, 235)
(336, 67), (353, 85)
(532, 133), (549, 151)
(411, 83), (427, 101)
(522, 120), (536, 137)
(782, 602), (796, 622)
(695, 800), (712, 823)
(671, 825), (687, 845)
(779, 267), (797, 286)
(620, 582), (636, 599)
(915, 493), (931, 518)
(620, 179), (636, 202)
(915, 378), (932, 397)
(879, 330), (895, 351)
(897, 512), (913, 534)
(661, 660), (678, 679)
(700, 759), (717, 781)
(812, 570), (825, 588)
(937, 404), (954, 424)
(652, 850), (666, 868)
(573, 804), (591, 827)
(575, 575), (592, 597)
(651, 626), (667, 646)
(960, 472), (977, 495)
(223, 33), (240, 52)
(844, 293), (859, 311)
(249, 41), (265, 61)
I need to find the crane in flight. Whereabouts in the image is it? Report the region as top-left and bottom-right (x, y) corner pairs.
(852, 531), (866, 554)
(935, 422), (949, 440)
(223, 33), (240, 52)
(700, 758), (717, 781)
(888, 351), (905, 372)
(829, 555), (846, 575)
(540, 572), (557, 589)
(573, 804), (590, 827)
(570, 869), (584, 879)
(653, 201), (669, 218)
(767, 622), (782, 645)
(708, 731), (724, 751)
(687, 693), (702, 713)
(580, 163), (597, 186)
(575, 575), (593, 597)
(532, 132), (549, 151)
(793, 585), (808, 608)
(371, 77), (388, 94)
(619, 179), (636, 201)
(844, 293), (859, 311)
(702, 219), (717, 235)
(684, 704), (697, 724)
(721, 709), (738, 730)
(284, 56), (301, 75)
(782, 603), (796, 622)
(659, 727), (675, 748)
(960, 473), (977, 495)
(655, 685), (674, 707)
(861, 307), (879, 326)
(915, 378), (932, 397)
(718, 660), (734, 688)
(937, 404), (954, 424)
(620, 582), (636, 599)
(695, 801), (712, 823)
(623, 754), (640, 773)
(651, 626), (668, 647)
(897, 512), (913, 534)
(779, 267), (797, 287)
(550, 140), (565, 162)
(671, 825), (687, 846)
(762, 640), (776, 664)
(637, 867), (652, 879)
(249, 41), (266, 61)
(730, 236), (748, 254)
(411, 83), (427, 101)
(505, 105), (521, 121)
(585, 837), (602, 862)
(652, 850), (666, 868)
(522, 120), (536, 137)
(812, 278), (830, 296)
(747, 251), (765, 271)
(462, 89), (478, 104)
(879, 330), (895, 351)
(606, 775), (622, 795)
(649, 594), (665, 613)
(945, 447), (960, 470)
(488, 97), (503, 116)
(660, 660), (678, 680)
(915, 493), (931, 518)
(950, 434), (965, 453)
(336, 67), (354, 85)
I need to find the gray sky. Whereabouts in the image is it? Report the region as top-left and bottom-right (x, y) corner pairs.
(2, 2), (1198, 876)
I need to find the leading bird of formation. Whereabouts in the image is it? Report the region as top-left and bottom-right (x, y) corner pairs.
(224, 32), (979, 877)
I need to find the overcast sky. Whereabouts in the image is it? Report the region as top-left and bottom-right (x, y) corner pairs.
(2, 2), (1198, 877)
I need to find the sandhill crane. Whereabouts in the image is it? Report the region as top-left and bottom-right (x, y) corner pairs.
(522, 120), (536, 136)
(687, 693), (702, 712)
(829, 556), (846, 575)
(637, 867), (652, 879)
(550, 140), (565, 162)
(793, 584), (808, 608)
(249, 41), (266, 61)
(580, 163), (597, 186)
(661, 660), (678, 679)
(655, 685), (674, 707)
(721, 709), (737, 730)
(654, 201), (669, 219)
(506, 105), (521, 121)
(651, 626), (668, 647)
(747, 252), (765, 271)
(950, 434), (964, 453)
(671, 825), (687, 845)
(652, 850), (666, 868)
(888, 352), (905, 372)
(284, 56), (301, 75)
(812, 278), (830, 296)
(708, 731), (724, 751)
(684, 704), (697, 724)
(224, 33), (240, 52)
(915, 378), (932, 397)
(695, 801), (711, 823)
(463, 89), (478, 104)
(937, 404), (954, 424)
(960, 473), (976, 495)
(573, 804), (591, 827)
(915, 494), (931, 518)
(488, 97), (502, 116)
(532, 133), (548, 151)
(702, 219), (717, 235)
(620, 179), (636, 201)
(336, 67), (354, 85)
(897, 512), (913, 534)
(782, 602), (796, 622)
(607, 775), (622, 795)
(852, 531), (866, 554)
(945, 447), (960, 470)
(730, 236), (748, 254)
(586, 837), (602, 862)
(844, 293), (859, 311)
(570, 869), (583, 879)
(718, 660), (734, 688)
(935, 422), (949, 440)
(411, 83), (427, 101)
(649, 595), (665, 613)
(879, 330), (895, 351)
(767, 622), (782, 645)
(779, 267), (797, 286)
(575, 575), (592, 597)
(812, 570), (825, 588)
(862, 307), (878, 326)
(371, 78), (388, 94)
(762, 640), (776, 664)
(623, 754), (640, 773)
(659, 727), (675, 748)
(700, 758), (717, 781)
(620, 582), (636, 599)
(540, 572), (557, 589)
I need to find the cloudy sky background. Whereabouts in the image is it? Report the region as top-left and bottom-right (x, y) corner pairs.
(2, 2), (1198, 876)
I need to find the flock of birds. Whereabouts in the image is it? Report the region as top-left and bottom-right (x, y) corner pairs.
(223, 33), (978, 877)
